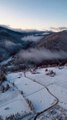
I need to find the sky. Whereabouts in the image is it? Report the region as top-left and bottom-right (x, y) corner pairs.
(0, 0), (67, 30)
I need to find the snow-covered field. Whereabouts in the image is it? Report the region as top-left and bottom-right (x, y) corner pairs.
(27, 88), (55, 112)
(0, 94), (31, 119)
(0, 81), (32, 119)
(7, 73), (43, 96)
(0, 66), (67, 119)
(7, 72), (55, 113)
(26, 66), (67, 109)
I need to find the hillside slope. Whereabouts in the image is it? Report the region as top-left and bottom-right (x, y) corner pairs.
(38, 30), (67, 51)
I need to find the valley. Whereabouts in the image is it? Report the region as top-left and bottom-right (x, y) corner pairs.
(0, 26), (67, 120)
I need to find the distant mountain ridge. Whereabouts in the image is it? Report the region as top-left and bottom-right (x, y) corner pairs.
(37, 30), (67, 51)
(0, 26), (67, 63)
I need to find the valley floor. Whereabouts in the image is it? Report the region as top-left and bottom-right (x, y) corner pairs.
(0, 65), (67, 119)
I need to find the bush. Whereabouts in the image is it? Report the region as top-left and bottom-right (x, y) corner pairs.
(0, 69), (6, 83)
(46, 70), (56, 77)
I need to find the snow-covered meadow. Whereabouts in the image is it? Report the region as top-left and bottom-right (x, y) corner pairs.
(0, 65), (67, 119)
(26, 66), (67, 109)
(7, 72), (55, 113)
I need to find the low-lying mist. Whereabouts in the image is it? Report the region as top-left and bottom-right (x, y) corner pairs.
(14, 48), (67, 64)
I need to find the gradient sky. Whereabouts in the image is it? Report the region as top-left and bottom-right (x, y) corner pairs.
(0, 0), (67, 30)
